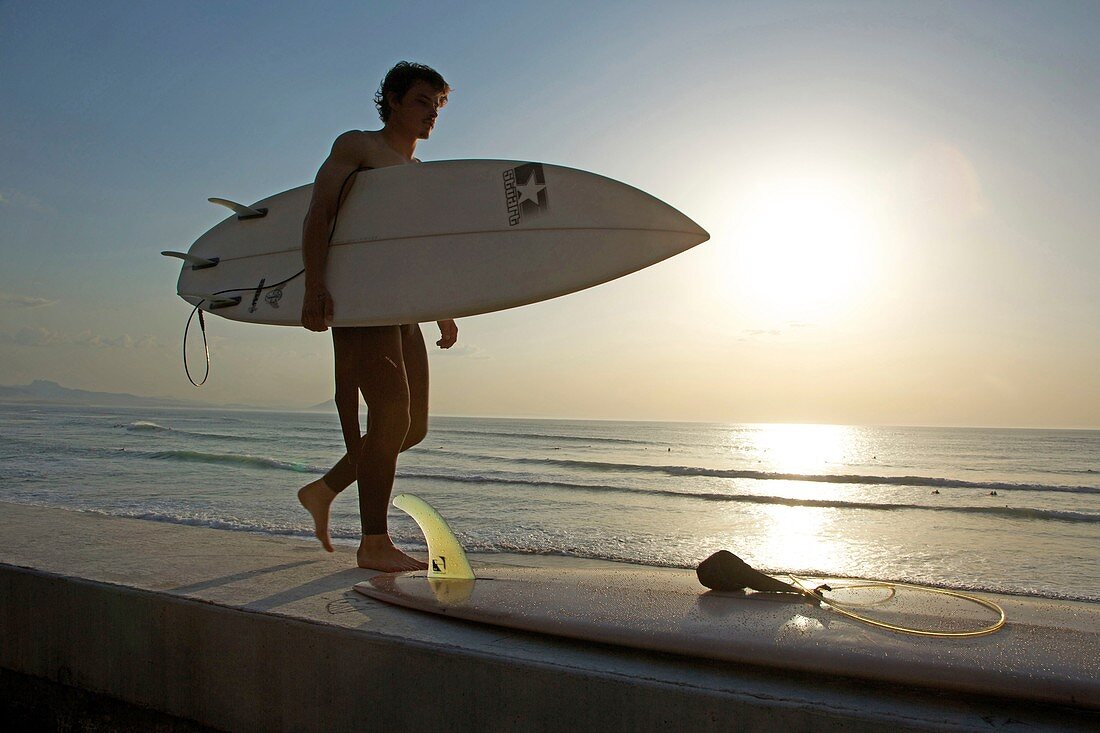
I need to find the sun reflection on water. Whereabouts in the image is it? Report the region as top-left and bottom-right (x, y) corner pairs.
(721, 424), (859, 573)
(755, 504), (846, 573)
(742, 423), (858, 475)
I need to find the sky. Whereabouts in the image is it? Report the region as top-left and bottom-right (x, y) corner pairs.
(1, 1), (1099, 427)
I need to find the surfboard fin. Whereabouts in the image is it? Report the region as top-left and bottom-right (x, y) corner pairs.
(393, 494), (475, 580)
(177, 291), (242, 310)
(208, 197), (268, 220)
(161, 251), (220, 270)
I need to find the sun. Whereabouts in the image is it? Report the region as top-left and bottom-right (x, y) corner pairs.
(730, 177), (881, 321)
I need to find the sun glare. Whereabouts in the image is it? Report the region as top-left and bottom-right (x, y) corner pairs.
(746, 423), (855, 475)
(731, 177), (881, 321)
(757, 504), (847, 572)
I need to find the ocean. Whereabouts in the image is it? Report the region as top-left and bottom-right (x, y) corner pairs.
(1, 403), (1097, 601)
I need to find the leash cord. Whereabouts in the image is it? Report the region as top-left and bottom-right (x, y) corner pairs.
(787, 574), (1007, 637)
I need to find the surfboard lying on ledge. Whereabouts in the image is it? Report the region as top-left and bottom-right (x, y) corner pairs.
(354, 563), (1100, 709)
(168, 160), (709, 326)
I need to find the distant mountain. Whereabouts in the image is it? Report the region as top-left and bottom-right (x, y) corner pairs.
(0, 379), (256, 409)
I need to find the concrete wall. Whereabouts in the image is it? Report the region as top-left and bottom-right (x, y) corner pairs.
(0, 566), (877, 732)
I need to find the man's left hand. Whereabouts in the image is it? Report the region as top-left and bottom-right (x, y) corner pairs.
(436, 319), (458, 349)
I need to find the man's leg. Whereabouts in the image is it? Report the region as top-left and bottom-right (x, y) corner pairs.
(352, 325), (426, 571)
(318, 322), (426, 486)
(400, 323), (429, 451)
(298, 327), (363, 552)
(299, 324), (431, 553)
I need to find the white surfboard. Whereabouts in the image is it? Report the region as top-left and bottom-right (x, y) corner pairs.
(167, 160), (709, 326)
(353, 494), (1098, 711)
(355, 565), (1099, 709)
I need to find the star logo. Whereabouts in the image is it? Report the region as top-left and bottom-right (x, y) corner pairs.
(502, 162), (548, 226)
(514, 171), (546, 206)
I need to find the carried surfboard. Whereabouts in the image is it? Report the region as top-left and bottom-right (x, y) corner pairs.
(165, 160), (709, 326)
(354, 495), (1100, 710)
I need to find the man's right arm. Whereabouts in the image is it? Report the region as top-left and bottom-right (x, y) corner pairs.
(301, 132), (363, 332)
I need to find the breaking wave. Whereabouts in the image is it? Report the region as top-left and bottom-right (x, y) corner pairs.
(442, 453), (1100, 496)
(144, 450), (325, 474)
(399, 470), (1100, 524)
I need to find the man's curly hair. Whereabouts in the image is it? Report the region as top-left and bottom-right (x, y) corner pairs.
(374, 61), (450, 122)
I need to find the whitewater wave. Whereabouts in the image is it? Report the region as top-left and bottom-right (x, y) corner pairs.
(122, 421), (170, 432)
(145, 450), (326, 474)
(430, 427), (656, 446)
(128, 444), (1099, 508)
(119, 421), (259, 442)
(108, 509), (315, 536)
(399, 470), (1100, 524)
(65, 504), (1098, 603)
(441, 452), (1100, 496)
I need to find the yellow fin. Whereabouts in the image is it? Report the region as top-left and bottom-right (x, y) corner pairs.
(393, 493), (475, 580)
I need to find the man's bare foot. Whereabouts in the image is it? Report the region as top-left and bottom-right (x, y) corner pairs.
(357, 533), (428, 572)
(297, 479), (337, 552)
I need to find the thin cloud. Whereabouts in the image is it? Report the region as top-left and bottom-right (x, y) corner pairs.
(73, 331), (161, 349)
(0, 189), (51, 214)
(0, 292), (57, 309)
(1, 327), (62, 347)
(741, 320), (818, 337)
(0, 327), (161, 349)
(739, 321), (817, 341)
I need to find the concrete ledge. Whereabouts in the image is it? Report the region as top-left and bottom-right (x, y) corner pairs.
(0, 502), (1095, 732)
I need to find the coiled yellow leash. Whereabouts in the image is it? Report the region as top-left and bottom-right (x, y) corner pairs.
(788, 575), (1007, 638)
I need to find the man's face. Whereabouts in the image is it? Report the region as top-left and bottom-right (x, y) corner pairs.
(389, 80), (447, 139)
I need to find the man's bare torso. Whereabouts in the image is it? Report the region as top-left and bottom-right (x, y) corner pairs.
(342, 129), (421, 170)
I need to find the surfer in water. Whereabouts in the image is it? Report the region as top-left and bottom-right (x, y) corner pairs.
(296, 62), (454, 572)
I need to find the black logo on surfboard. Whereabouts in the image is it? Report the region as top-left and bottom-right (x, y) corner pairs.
(503, 163), (548, 226)
(265, 288), (283, 308)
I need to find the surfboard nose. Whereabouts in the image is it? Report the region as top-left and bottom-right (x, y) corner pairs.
(660, 204), (709, 248)
(642, 192), (708, 247)
(682, 215), (710, 244)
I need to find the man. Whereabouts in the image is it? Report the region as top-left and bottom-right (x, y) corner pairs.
(296, 62), (456, 572)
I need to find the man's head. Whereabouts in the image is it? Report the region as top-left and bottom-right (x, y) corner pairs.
(375, 61), (450, 139)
